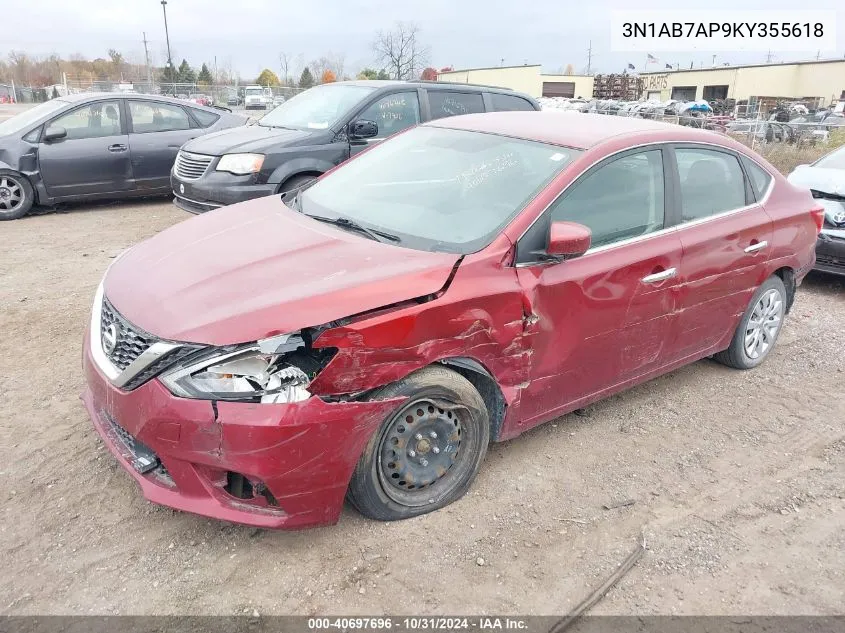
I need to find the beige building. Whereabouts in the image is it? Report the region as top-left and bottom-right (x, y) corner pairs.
(437, 64), (594, 99)
(640, 59), (845, 107)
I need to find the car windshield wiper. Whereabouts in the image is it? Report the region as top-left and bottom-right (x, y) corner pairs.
(303, 213), (400, 244)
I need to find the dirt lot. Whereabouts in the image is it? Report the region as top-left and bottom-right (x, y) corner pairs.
(1, 199), (844, 616)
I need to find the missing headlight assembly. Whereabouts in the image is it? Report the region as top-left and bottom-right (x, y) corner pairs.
(159, 330), (337, 403)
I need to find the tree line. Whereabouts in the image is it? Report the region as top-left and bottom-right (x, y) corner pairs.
(1, 22), (449, 90)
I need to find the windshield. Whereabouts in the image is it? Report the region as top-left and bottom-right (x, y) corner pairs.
(259, 84), (375, 130)
(814, 146), (845, 170)
(244, 88), (264, 96)
(299, 126), (580, 254)
(0, 99), (68, 136)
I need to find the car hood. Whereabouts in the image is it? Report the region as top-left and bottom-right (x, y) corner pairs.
(788, 165), (845, 226)
(103, 199), (460, 346)
(181, 124), (316, 155)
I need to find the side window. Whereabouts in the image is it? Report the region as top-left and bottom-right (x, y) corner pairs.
(676, 148), (747, 222)
(191, 108), (220, 128)
(50, 101), (122, 140)
(743, 157), (773, 199)
(550, 150), (665, 249)
(358, 92), (421, 139)
(489, 93), (535, 112)
(128, 101), (191, 133)
(428, 91), (485, 120)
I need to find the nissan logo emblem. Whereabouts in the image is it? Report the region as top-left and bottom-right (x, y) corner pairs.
(179, 183), (185, 194)
(102, 323), (118, 356)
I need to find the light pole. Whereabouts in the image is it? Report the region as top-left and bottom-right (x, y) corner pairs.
(161, 0), (174, 95)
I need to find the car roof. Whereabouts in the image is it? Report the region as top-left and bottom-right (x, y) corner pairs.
(427, 110), (728, 150)
(332, 80), (532, 97)
(58, 92), (217, 110)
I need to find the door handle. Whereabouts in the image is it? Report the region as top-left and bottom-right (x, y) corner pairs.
(641, 268), (677, 284)
(744, 240), (768, 253)
(108, 144), (128, 152)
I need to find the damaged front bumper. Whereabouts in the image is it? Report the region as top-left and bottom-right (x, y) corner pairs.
(816, 226), (845, 276)
(82, 330), (400, 529)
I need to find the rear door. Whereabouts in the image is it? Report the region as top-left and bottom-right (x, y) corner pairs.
(349, 90), (422, 157)
(669, 145), (774, 360)
(485, 92), (538, 112)
(126, 100), (199, 190)
(38, 99), (133, 198)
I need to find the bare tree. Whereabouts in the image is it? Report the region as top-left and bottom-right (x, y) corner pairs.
(372, 22), (429, 80)
(309, 52), (346, 84)
(279, 52), (291, 86)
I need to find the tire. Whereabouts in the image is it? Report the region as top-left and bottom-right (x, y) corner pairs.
(0, 170), (34, 220)
(277, 174), (318, 197)
(714, 275), (787, 370)
(347, 366), (490, 521)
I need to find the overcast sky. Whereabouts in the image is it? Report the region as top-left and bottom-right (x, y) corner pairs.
(4, 0), (844, 78)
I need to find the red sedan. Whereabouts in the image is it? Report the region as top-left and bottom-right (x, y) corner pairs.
(82, 111), (823, 529)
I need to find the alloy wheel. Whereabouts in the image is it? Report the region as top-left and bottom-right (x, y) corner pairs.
(743, 288), (784, 360)
(0, 176), (24, 213)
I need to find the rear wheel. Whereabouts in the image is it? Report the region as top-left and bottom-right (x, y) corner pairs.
(714, 275), (787, 370)
(0, 171), (34, 220)
(347, 366), (490, 521)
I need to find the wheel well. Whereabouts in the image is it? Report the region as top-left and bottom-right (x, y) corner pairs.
(276, 171), (322, 194)
(772, 267), (796, 313)
(437, 358), (506, 441)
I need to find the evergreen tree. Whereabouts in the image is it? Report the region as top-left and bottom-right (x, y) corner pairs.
(298, 67), (314, 89)
(197, 63), (213, 85)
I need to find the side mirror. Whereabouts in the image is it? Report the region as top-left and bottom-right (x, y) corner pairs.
(348, 119), (378, 140)
(43, 125), (67, 142)
(547, 221), (592, 259)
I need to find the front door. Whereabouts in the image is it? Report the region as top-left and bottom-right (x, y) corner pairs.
(669, 146), (774, 359)
(127, 100), (198, 190)
(348, 91), (421, 157)
(38, 99), (133, 198)
(514, 148), (683, 427)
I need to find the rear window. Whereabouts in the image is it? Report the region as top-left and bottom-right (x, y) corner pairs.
(489, 93), (535, 112)
(743, 158), (773, 198)
(428, 91), (484, 120)
(191, 108), (220, 127)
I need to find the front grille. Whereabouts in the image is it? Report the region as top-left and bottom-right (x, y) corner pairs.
(122, 344), (201, 391)
(174, 151), (213, 180)
(101, 298), (158, 371)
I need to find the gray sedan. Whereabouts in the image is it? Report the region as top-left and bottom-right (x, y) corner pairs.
(0, 93), (246, 220)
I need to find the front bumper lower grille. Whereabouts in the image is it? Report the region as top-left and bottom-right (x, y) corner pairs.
(105, 413), (161, 475)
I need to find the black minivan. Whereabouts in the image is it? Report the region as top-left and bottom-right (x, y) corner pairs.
(170, 80), (540, 213)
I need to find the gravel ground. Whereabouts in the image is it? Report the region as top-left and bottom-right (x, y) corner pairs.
(1, 199), (844, 616)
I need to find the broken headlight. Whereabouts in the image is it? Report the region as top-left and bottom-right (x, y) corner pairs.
(160, 343), (311, 404)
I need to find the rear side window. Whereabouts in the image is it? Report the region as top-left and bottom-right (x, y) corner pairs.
(676, 148), (747, 222)
(191, 108), (220, 127)
(550, 150), (665, 248)
(743, 158), (773, 199)
(128, 101), (191, 133)
(428, 91), (484, 120)
(489, 93), (535, 112)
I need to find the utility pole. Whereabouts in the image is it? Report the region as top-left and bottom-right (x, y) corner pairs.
(765, 49), (773, 63)
(586, 41), (592, 75)
(161, 0), (174, 95)
(142, 31), (153, 90)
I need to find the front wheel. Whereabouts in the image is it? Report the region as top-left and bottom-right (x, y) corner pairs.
(714, 275), (787, 370)
(0, 170), (34, 220)
(347, 366), (490, 521)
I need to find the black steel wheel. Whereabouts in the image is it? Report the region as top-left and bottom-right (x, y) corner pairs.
(0, 170), (34, 220)
(347, 366), (490, 521)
